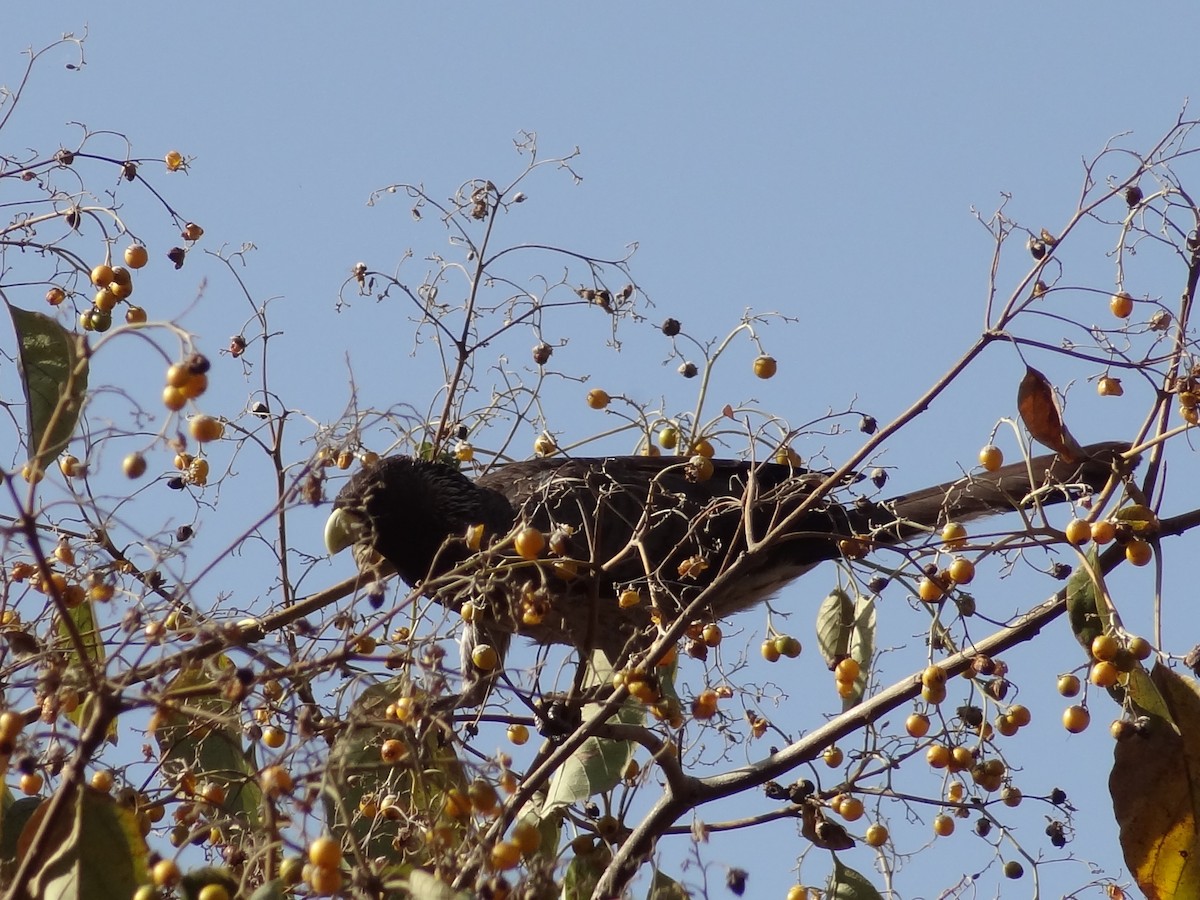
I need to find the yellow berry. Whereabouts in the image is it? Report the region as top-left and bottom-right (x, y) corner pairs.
(189, 415), (224, 442)
(1062, 705), (1090, 734)
(513, 526), (545, 560)
(1091, 634), (1120, 661)
(308, 865), (342, 894)
(586, 389), (611, 409)
(125, 305), (147, 324)
(823, 746), (844, 767)
(905, 713), (930, 738)
(752, 355), (777, 379)
(947, 557), (975, 585)
(507, 723), (530, 745)
(658, 426), (678, 450)
(978, 444), (1003, 472)
(165, 150), (185, 171)
(761, 639), (781, 662)
(124, 244), (149, 269)
(1097, 375), (1123, 397)
(471, 644), (500, 671)
(153, 859), (182, 888)
(917, 577), (944, 603)
(941, 522), (967, 549)
(932, 813), (955, 836)
(1065, 518), (1092, 546)
(90, 264), (115, 287)
(491, 840), (522, 870)
(91, 769), (114, 792)
(926, 745), (951, 769)
(512, 819), (541, 855)
(838, 795), (864, 821)
(1090, 660), (1119, 688)
(308, 835), (342, 869)
(865, 823), (889, 847)
(1057, 673), (1081, 697)
(123, 453), (147, 479)
(261, 726), (286, 749)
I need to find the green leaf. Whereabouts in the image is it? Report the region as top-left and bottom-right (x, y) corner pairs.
(647, 868), (691, 899)
(826, 857), (884, 900)
(154, 660), (262, 825)
(180, 866), (239, 900)
(7, 304), (88, 469)
(816, 589), (855, 668)
(1066, 546), (1106, 654)
(57, 603), (116, 742)
(842, 595), (876, 710)
(0, 796), (40, 881)
(325, 676), (466, 866)
(544, 698), (642, 812)
(562, 841), (612, 900)
(248, 879), (286, 900)
(407, 868), (473, 899)
(18, 785), (148, 900)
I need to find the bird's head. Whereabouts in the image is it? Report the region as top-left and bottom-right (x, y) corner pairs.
(324, 455), (516, 585)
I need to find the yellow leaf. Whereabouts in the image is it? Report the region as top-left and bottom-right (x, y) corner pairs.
(1110, 664), (1200, 898)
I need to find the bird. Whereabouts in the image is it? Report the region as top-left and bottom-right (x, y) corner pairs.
(324, 442), (1130, 668)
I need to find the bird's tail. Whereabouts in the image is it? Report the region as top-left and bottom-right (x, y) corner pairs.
(862, 441), (1133, 545)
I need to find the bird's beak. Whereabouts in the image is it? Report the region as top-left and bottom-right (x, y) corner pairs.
(324, 508), (361, 555)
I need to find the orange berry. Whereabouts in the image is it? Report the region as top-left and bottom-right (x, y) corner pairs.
(1110, 291), (1134, 319)
(1125, 539), (1152, 566)
(822, 746), (844, 767)
(865, 823), (889, 847)
(834, 658), (861, 683)
(90, 264), (115, 287)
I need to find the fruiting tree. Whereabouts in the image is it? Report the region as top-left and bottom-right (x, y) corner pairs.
(4, 35), (1200, 900)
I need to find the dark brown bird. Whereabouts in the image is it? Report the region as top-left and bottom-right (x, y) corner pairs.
(325, 442), (1130, 665)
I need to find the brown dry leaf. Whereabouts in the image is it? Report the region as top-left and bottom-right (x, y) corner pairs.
(800, 801), (855, 851)
(1017, 366), (1084, 461)
(1110, 664), (1200, 898)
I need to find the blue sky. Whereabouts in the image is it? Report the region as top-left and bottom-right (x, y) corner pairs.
(6, 4), (1200, 897)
